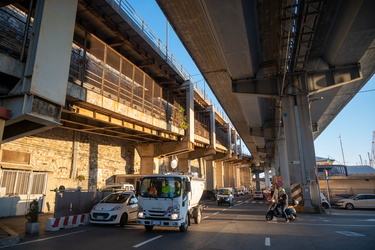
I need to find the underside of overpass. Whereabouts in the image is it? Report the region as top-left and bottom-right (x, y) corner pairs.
(156, 0), (375, 209)
(156, 0), (375, 167)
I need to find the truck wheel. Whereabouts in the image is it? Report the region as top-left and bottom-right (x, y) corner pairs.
(145, 225), (154, 231)
(194, 209), (202, 224)
(179, 213), (189, 232)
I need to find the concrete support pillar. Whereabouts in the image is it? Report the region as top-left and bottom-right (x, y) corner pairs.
(278, 130), (291, 190)
(282, 91), (320, 211)
(215, 161), (224, 188)
(184, 81), (195, 143)
(136, 144), (155, 175)
(264, 166), (271, 189)
(223, 162), (230, 186)
(208, 106), (216, 149)
(206, 160), (215, 190)
(178, 153), (190, 173)
(0, 107), (11, 144)
(255, 172), (260, 191)
(140, 157), (154, 175)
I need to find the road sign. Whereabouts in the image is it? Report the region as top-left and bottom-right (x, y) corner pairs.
(277, 176), (282, 182)
(277, 181), (283, 187)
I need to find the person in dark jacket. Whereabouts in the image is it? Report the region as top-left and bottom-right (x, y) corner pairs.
(278, 188), (289, 222)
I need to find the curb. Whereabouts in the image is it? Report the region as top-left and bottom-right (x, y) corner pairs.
(46, 214), (89, 231)
(0, 225), (20, 247)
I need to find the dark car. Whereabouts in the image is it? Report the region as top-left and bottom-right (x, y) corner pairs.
(201, 190), (216, 201)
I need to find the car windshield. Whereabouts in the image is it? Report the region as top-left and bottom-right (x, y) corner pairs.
(101, 193), (130, 203)
(218, 189), (231, 195)
(139, 177), (183, 198)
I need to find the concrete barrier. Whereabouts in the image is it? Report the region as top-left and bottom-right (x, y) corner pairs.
(45, 213), (89, 231)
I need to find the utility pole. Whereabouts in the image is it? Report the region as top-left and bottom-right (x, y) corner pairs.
(339, 135), (346, 166)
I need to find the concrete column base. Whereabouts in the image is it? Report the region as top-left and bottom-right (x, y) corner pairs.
(301, 205), (317, 214)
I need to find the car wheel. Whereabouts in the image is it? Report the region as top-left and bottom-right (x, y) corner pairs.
(266, 212), (273, 221)
(194, 209), (202, 224)
(145, 225), (154, 231)
(346, 203), (354, 210)
(119, 213), (128, 227)
(179, 213), (189, 232)
(322, 203), (329, 209)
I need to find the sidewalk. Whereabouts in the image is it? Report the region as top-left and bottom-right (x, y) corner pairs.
(0, 213), (54, 247)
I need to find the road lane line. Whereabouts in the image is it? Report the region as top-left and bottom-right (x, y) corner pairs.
(133, 235), (163, 248)
(203, 216), (209, 219)
(336, 231), (365, 236)
(265, 237), (271, 246)
(0, 230), (87, 248)
(213, 212), (219, 215)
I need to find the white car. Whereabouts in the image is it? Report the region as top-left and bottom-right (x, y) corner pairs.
(89, 191), (138, 226)
(336, 194), (375, 210)
(253, 191), (264, 199)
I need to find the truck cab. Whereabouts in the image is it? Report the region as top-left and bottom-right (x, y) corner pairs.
(136, 174), (205, 232)
(217, 187), (234, 206)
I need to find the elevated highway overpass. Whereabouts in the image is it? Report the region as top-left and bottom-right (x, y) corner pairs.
(156, 0), (375, 210)
(0, 0), (374, 212)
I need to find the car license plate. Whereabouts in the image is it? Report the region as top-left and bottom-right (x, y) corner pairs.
(97, 216), (104, 220)
(153, 221), (161, 225)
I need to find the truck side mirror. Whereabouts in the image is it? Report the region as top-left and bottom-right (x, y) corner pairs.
(186, 181), (191, 193)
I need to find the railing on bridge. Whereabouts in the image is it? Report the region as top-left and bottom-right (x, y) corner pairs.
(68, 34), (185, 129)
(0, 3), (251, 156)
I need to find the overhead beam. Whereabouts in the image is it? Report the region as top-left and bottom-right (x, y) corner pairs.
(306, 64), (362, 95)
(232, 77), (280, 98)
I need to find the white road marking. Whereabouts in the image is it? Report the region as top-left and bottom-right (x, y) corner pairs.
(366, 219), (375, 221)
(133, 235), (163, 248)
(213, 212), (219, 215)
(0, 230), (87, 249)
(203, 216), (209, 219)
(265, 237), (271, 246)
(336, 231), (365, 236)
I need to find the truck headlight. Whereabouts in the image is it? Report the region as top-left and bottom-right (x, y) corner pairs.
(138, 211), (144, 218)
(170, 213), (179, 220)
(170, 207), (180, 220)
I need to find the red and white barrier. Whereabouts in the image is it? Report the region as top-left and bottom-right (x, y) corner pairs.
(46, 213), (89, 231)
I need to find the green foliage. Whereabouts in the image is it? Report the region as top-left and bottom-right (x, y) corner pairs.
(177, 106), (189, 130)
(76, 174), (85, 181)
(26, 199), (39, 223)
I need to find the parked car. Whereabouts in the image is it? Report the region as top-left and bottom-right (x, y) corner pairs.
(234, 189), (244, 196)
(321, 193), (330, 209)
(217, 187), (234, 206)
(201, 190), (217, 201)
(253, 191), (264, 199)
(89, 191), (138, 226)
(336, 194), (375, 210)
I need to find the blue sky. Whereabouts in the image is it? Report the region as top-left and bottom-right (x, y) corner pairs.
(127, 0), (375, 166)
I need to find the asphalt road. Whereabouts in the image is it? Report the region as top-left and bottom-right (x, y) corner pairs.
(3, 194), (375, 250)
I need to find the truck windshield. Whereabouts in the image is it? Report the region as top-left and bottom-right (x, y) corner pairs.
(140, 177), (182, 198)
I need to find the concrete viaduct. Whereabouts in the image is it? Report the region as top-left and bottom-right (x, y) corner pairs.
(1, 0), (374, 213)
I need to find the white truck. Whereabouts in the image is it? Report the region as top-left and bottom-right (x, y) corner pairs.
(136, 173), (205, 232)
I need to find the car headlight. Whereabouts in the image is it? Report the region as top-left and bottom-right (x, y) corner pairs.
(111, 205), (124, 211)
(138, 211), (144, 218)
